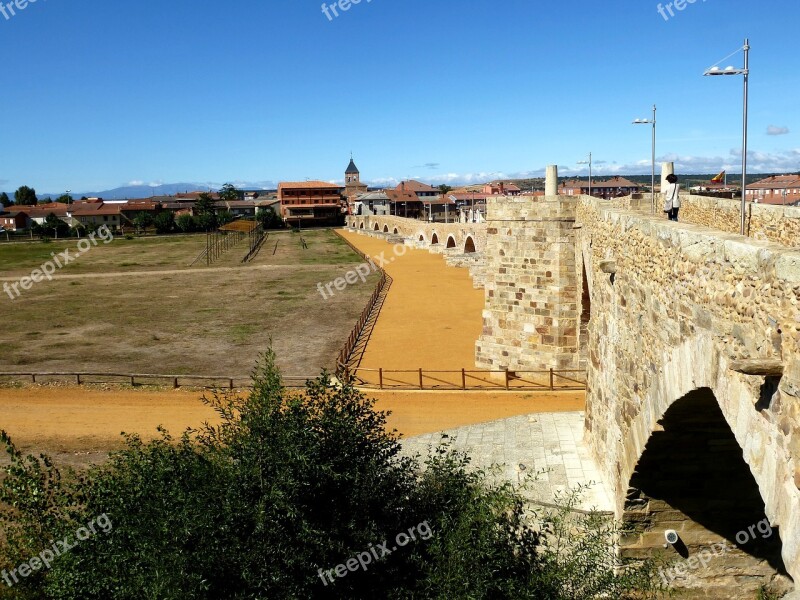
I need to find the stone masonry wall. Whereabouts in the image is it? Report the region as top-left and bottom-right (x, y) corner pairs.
(475, 196), (581, 372)
(577, 196), (800, 583)
(680, 195), (800, 249)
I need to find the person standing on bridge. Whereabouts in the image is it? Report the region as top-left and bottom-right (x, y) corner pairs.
(663, 173), (681, 222)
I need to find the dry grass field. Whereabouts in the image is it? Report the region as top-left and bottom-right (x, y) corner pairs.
(0, 229), (379, 377)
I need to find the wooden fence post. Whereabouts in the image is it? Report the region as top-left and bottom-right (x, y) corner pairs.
(173, 377), (179, 389)
(505, 370), (510, 390)
(229, 378), (234, 390)
(549, 368), (554, 391)
(462, 368), (466, 390)
(76, 374), (81, 385)
(379, 368), (384, 390)
(419, 368), (424, 390)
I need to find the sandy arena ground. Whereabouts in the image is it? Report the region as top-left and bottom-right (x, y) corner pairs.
(338, 230), (485, 371)
(0, 386), (583, 468)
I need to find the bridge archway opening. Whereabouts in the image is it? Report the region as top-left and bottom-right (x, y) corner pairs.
(579, 262), (591, 356)
(393, 228), (399, 235)
(464, 236), (476, 253)
(431, 233), (439, 245)
(418, 234), (425, 242)
(374, 223), (380, 231)
(383, 225), (389, 233)
(446, 236), (457, 249)
(623, 388), (790, 596)
(359, 222), (364, 230)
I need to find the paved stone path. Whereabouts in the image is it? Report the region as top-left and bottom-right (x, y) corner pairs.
(401, 411), (614, 513)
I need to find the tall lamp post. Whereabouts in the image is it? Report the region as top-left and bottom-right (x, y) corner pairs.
(633, 105), (657, 214)
(577, 152), (592, 198)
(704, 38), (750, 236)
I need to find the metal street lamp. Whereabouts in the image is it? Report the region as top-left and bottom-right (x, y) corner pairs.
(704, 38), (750, 236)
(633, 105), (657, 214)
(577, 152), (592, 198)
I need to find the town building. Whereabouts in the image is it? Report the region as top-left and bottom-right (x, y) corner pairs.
(746, 174), (800, 206)
(277, 181), (344, 226)
(396, 180), (438, 198)
(560, 176), (641, 200)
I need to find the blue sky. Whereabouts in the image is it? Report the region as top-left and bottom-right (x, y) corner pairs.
(0, 0), (797, 192)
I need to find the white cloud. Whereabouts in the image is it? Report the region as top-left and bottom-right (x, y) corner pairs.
(767, 125), (790, 136)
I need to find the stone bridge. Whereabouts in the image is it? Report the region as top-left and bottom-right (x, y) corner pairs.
(345, 214), (488, 286)
(475, 191), (800, 597)
(346, 189), (800, 597)
(348, 190), (800, 598)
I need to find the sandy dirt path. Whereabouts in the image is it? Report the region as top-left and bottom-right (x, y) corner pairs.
(338, 230), (485, 371)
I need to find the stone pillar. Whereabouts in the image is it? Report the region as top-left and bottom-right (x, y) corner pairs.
(476, 195), (580, 372)
(545, 165), (559, 197)
(660, 162), (675, 195)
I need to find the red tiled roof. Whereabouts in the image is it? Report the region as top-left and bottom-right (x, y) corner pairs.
(749, 175), (800, 190)
(396, 180), (436, 193)
(385, 189), (421, 203)
(279, 181), (341, 191)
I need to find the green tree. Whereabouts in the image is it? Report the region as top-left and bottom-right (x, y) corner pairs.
(438, 184), (453, 195)
(175, 213), (196, 233)
(0, 192), (10, 207)
(14, 186), (37, 206)
(132, 213), (153, 234)
(153, 211), (175, 234)
(0, 352), (665, 599)
(217, 210), (234, 226)
(219, 183), (240, 203)
(40, 213), (70, 238)
(195, 193), (218, 231)
(56, 193), (73, 204)
(258, 207), (282, 229)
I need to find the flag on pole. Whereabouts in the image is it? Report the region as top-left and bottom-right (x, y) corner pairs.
(711, 170), (726, 183)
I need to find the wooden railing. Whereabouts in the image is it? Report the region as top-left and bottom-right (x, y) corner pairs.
(333, 230), (393, 374)
(0, 372), (314, 390)
(349, 368), (587, 391)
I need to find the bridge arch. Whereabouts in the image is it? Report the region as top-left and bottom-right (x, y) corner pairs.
(383, 225), (389, 233)
(359, 222), (364, 229)
(620, 334), (797, 594)
(393, 227), (399, 235)
(373, 223), (380, 231)
(417, 233), (426, 243)
(464, 236), (476, 253)
(446, 236), (457, 249)
(431, 232), (439, 245)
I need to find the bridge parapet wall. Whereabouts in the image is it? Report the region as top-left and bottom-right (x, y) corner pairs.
(344, 215), (488, 287)
(679, 194), (800, 249)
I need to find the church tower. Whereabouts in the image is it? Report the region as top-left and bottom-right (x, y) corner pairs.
(345, 156), (360, 185)
(344, 155), (368, 202)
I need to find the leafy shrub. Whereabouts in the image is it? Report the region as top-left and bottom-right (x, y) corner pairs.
(0, 352), (665, 599)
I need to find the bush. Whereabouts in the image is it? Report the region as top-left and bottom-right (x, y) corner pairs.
(0, 352), (665, 599)
(153, 212), (175, 235)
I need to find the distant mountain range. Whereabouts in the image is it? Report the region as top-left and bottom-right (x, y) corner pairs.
(33, 182), (279, 201)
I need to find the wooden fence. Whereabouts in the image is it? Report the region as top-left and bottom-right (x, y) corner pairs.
(333, 231), (393, 372)
(0, 372), (315, 390)
(348, 367), (586, 391)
